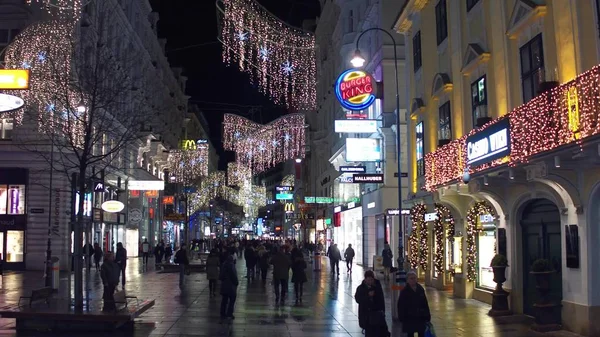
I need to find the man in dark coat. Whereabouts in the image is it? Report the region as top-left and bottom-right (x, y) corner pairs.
(100, 252), (120, 312)
(344, 244), (355, 273)
(355, 270), (389, 337)
(244, 246), (257, 281)
(270, 246), (292, 304)
(115, 242), (127, 289)
(327, 243), (341, 275)
(219, 254), (238, 321)
(397, 271), (431, 337)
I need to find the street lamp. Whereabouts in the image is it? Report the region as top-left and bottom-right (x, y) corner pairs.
(77, 103), (86, 114)
(350, 49), (366, 68)
(295, 158), (302, 163)
(351, 27), (406, 286)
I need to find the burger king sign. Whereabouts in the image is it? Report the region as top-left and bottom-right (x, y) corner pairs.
(335, 69), (376, 111)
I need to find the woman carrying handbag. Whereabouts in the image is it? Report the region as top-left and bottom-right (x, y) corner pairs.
(354, 270), (390, 337)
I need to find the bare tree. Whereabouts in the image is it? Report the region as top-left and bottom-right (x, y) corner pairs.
(3, 2), (170, 310)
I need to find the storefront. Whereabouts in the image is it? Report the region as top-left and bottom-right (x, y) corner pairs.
(0, 168), (28, 270)
(333, 203), (363, 265)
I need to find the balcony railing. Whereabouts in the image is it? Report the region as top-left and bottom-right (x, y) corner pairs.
(424, 64), (600, 190)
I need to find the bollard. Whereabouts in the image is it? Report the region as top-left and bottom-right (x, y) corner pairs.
(391, 269), (407, 320)
(51, 256), (60, 290)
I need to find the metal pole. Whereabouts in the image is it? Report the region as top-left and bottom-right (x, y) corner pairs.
(45, 132), (54, 287)
(355, 27), (406, 286)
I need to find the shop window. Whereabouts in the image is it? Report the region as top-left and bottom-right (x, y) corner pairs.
(466, 0), (480, 12)
(471, 75), (487, 127)
(416, 122), (425, 177)
(520, 34), (545, 104)
(6, 230), (24, 262)
(438, 102), (451, 142)
(435, 0), (448, 45)
(0, 185), (25, 215)
(413, 31), (422, 72)
(476, 223), (496, 289)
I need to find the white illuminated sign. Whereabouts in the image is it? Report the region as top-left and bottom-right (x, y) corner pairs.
(466, 119), (511, 166)
(128, 180), (165, 191)
(334, 206), (342, 213)
(0, 94), (24, 113)
(335, 119), (378, 133)
(424, 212), (438, 222)
(479, 214), (495, 223)
(345, 138), (381, 162)
(367, 202), (376, 209)
(347, 202), (356, 209)
(101, 200), (124, 213)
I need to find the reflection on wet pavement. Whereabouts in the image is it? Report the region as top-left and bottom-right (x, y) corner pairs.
(0, 255), (584, 336)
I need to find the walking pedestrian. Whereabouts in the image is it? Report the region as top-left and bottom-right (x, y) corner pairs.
(327, 243), (341, 275)
(174, 243), (190, 287)
(206, 248), (220, 297)
(258, 247), (270, 282)
(398, 271), (431, 337)
(291, 248), (307, 304)
(219, 253), (238, 322)
(244, 246), (257, 281)
(355, 270), (389, 337)
(115, 242), (127, 289)
(344, 244), (355, 273)
(100, 252), (120, 312)
(93, 242), (103, 271)
(382, 243), (393, 280)
(165, 244), (173, 263)
(270, 246), (292, 304)
(158, 241), (165, 264)
(141, 239), (150, 265)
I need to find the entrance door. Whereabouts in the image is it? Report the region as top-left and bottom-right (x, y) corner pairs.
(521, 198), (562, 317)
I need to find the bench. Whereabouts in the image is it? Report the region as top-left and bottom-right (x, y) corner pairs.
(18, 287), (53, 308)
(0, 296), (155, 332)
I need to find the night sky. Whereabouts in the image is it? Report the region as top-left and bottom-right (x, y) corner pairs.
(149, 0), (320, 169)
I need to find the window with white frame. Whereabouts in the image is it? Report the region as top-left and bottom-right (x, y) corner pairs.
(416, 122), (425, 177)
(0, 119), (13, 140)
(520, 34), (544, 104)
(438, 102), (451, 142)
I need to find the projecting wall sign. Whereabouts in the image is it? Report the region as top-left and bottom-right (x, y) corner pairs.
(339, 166), (366, 173)
(466, 118), (511, 167)
(335, 69), (376, 111)
(101, 200), (124, 213)
(351, 174), (384, 183)
(0, 94), (24, 113)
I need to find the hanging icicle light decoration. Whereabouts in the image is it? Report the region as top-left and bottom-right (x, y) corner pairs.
(168, 144), (209, 186)
(26, 0), (88, 20)
(227, 162), (251, 187)
(223, 113), (305, 173)
(281, 174), (295, 186)
(216, 0), (317, 109)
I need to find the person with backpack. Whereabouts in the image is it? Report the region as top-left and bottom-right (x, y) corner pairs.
(174, 244), (190, 287)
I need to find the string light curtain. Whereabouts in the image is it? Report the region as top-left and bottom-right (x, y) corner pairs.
(434, 203), (455, 275)
(409, 204), (426, 270)
(281, 174), (295, 186)
(227, 161), (251, 186)
(425, 64), (600, 190)
(223, 113), (305, 173)
(217, 0), (317, 110)
(26, 0), (86, 20)
(168, 144), (209, 186)
(465, 201), (495, 282)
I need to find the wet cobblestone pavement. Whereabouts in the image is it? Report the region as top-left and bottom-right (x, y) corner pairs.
(0, 255), (584, 336)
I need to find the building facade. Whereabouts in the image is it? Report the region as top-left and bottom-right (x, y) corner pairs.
(311, 0), (408, 267)
(0, 0), (189, 270)
(395, 0), (600, 335)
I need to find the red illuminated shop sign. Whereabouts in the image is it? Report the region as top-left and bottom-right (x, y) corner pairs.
(335, 69), (376, 112)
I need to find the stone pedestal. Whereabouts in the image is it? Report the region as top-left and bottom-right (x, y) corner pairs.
(489, 266), (512, 316)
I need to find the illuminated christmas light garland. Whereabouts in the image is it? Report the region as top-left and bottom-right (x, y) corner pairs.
(434, 203), (455, 275)
(223, 113), (305, 173)
(26, 0), (86, 20)
(409, 204), (426, 270)
(168, 144), (209, 186)
(3, 20), (75, 128)
(227, 161), (251, 186)
(281, 174), (295, 186)
(425, 64), (600, 190)
(216, 0), (317, 109)
(465, 201), (495, 282)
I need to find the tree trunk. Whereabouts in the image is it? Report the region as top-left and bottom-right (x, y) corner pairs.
(73, 167), (86, 312)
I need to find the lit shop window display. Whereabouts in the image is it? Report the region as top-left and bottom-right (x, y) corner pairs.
(477, 215), (496, 289)
(6, 230), (24, 262)
(0, 185), (26, 215)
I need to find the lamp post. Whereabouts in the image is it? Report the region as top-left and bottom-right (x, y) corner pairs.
(351, 28), (406, 286)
